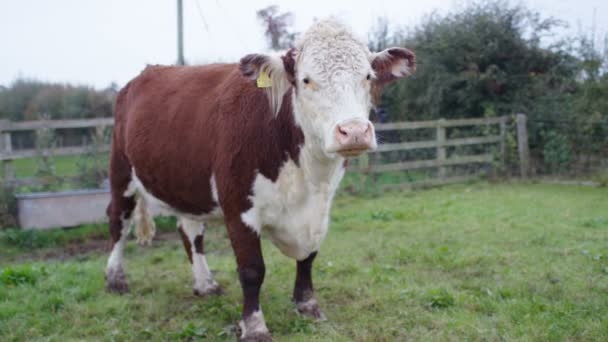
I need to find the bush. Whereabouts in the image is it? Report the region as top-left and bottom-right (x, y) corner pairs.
(0, 78), (116, 121)
(75, 128), (111, 189)
(542, 130), (572, 174)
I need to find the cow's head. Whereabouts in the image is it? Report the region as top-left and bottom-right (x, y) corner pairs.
(240, 18), (415, 159)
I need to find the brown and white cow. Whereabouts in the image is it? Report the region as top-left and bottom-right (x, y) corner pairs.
(105, 18), (415, 341)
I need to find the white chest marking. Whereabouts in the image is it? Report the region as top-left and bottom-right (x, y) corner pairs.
(241, 155), (344, 260)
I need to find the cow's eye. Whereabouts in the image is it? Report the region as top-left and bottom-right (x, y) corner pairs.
(302, 77), (310, 84)
(366, 74), (371, 81)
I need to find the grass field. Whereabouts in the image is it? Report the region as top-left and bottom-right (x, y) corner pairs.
(2, 155), (87, 179)
(1, 182), (608, 341)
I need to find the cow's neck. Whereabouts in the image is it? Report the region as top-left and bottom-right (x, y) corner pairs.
(298, 143), (345, 188)
(287, 95), (345, 192)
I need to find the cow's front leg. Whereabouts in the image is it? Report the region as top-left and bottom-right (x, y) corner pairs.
(293, 252), (326, 320)
(225, 217), (271, 342)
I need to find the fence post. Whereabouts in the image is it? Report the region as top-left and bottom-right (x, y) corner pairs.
(516, 113), (530, 179)
(95, 124), (105, 142)
(0, 120), (15, 185)
(436, 119), (447, 179)
(499, 116), (507, 170)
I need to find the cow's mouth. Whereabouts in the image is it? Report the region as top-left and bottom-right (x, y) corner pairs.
(337, 148), (369, 158)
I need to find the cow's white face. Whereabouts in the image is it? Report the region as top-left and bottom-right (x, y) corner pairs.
(240, 18), (416, 159)
(293, 41), (377, 158)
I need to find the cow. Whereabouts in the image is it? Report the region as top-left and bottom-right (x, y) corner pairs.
(105, 18), (415, 341)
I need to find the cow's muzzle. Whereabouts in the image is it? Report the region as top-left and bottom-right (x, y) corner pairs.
(334, 121), (375, 157)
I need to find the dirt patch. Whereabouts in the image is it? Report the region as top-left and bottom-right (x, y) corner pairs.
(6, 231), (181, 263)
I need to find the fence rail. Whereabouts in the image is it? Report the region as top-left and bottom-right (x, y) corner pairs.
(1, 115), (526, 188)
(351, 116), (509, 185)
(0, 118), (113, 162)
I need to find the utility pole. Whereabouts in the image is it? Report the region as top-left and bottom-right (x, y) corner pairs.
(177, 0), (185, 65)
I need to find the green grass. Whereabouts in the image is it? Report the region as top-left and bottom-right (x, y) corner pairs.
(1, 183), (608, 341)
(0, 217), (177, 260)
(4, 154), (88, 179)
(1, 153), (109, 193)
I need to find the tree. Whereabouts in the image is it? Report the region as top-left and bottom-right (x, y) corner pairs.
(368, 17), (393, 52)
(367, 1), (608, 175)
(375, 2), (577, 122)
(256, 5), (296, 50)
(0, 79), (115, 121)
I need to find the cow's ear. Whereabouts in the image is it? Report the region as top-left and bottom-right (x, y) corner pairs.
(370, 47), (416, 84)
(239, 49), (297, 116)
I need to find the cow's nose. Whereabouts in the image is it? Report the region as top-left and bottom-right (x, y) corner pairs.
(335, 121), (374, 157)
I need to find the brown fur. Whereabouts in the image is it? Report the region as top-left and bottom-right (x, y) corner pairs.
(116, 63), (303, 218)
(370, 48), (417, 106)
(372, 47), (417, 84)
(178, 225), (193, 263)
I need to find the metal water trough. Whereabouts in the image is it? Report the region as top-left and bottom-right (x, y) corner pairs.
(16, 189), (110, 230)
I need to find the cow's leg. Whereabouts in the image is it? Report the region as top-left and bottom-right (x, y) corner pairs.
(293, 251), (326, 320)
(225, 217), (271, 342)
(105, 184), (136, 293)
(105, 143), (137, 293)
(177, 218), (222, 296)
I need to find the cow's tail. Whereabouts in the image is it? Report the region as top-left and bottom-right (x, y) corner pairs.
(133, 195), (156, 245)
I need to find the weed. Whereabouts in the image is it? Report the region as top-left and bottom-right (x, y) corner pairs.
(370, 210), (394, 221)
(424, 288), (455, 309)
(0, 265), (47, 286)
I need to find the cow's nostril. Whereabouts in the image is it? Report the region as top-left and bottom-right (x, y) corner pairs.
(337, 126), (348, 137)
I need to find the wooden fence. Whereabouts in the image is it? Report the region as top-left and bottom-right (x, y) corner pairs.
(1, 115), (529, 189)
(0, 118), (114, 187)
(350, 116), (513, 189)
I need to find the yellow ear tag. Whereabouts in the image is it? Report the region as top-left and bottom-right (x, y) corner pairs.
(256, 71), (272, 88)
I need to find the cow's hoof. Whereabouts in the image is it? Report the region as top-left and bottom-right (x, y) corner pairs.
(239, 331), (273, 342)
(238, 311), (270, 341)
(105, 268), (129, 294)
(296, 299), (327, 321)
(193, 283), (224, 297)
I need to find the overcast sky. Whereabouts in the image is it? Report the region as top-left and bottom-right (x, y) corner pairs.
(1, 0), (606, 89)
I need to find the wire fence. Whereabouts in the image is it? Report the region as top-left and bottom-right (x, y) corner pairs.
(526, 118), (608, 176)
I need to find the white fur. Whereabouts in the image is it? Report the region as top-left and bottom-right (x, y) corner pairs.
(133, 195), (156, 245)
(264, 53), (294, 116)
(292, 18), (377, 157)
(210, 174), (220, 204)
(106, 214), (131, 275)
(391, 58), (412, 77)
(241, 146), (345, 260)
(296, 297), (323, 317)
(239, 19), (381, 260)
(239, 309), (269, 338)
(180, 218), (219, 293)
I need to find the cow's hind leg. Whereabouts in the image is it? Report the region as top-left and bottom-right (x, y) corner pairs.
(105, 144), (136, 294)
(178, 218), (222, 296)
(105, 187), (135, 293)
(293, 252), (326, 320)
